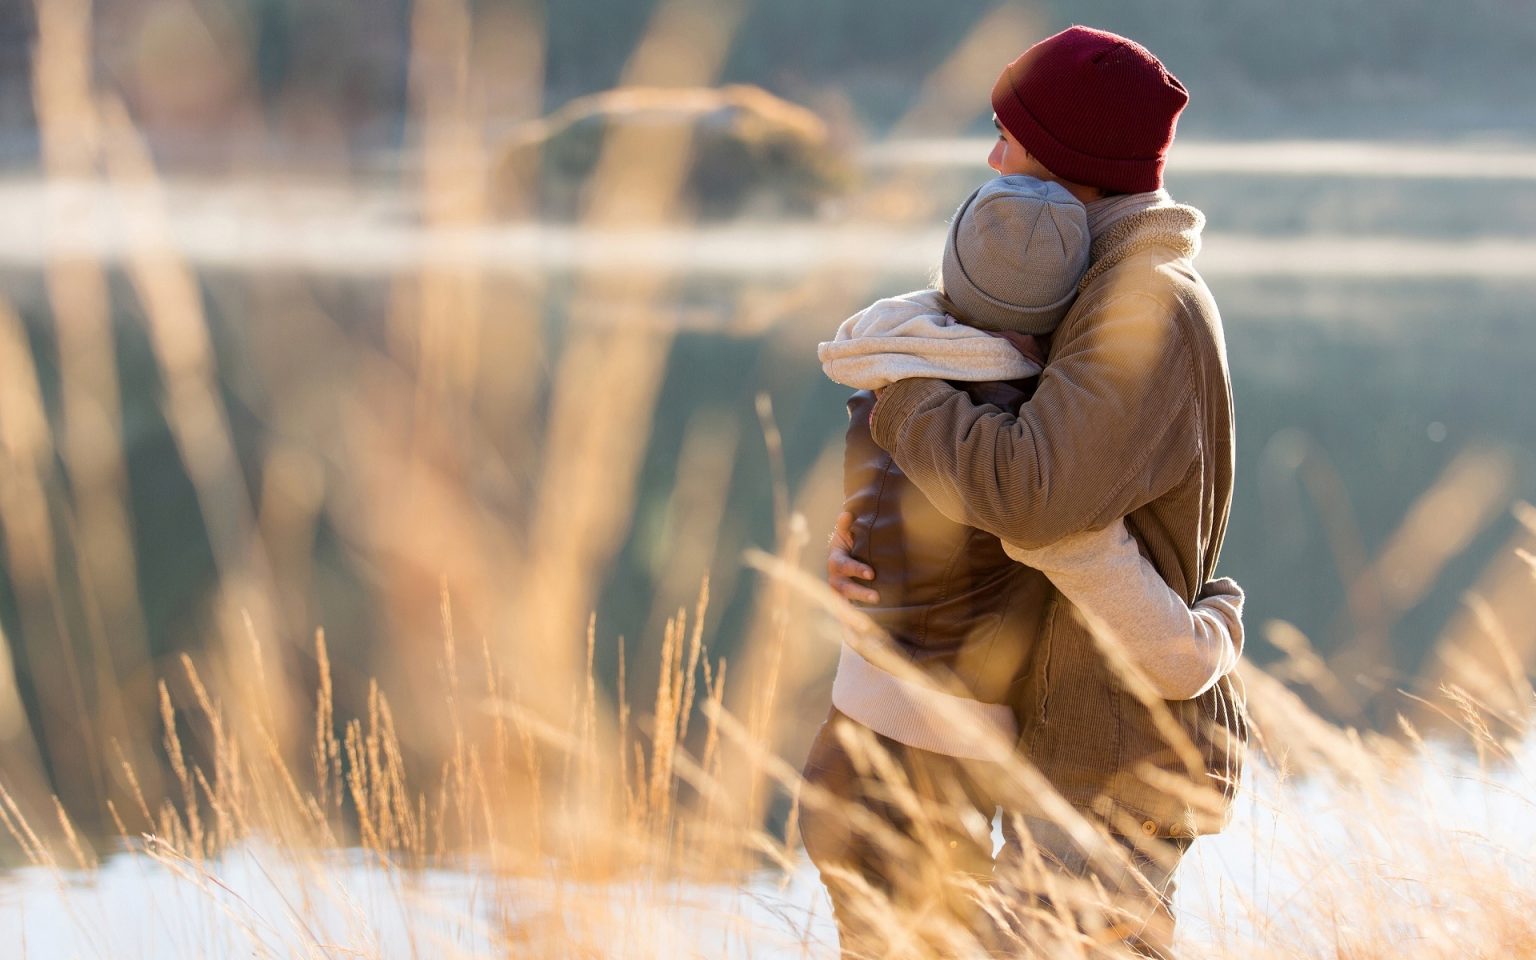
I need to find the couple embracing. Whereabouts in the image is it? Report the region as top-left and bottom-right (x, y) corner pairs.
(800, 26), (1247, 959)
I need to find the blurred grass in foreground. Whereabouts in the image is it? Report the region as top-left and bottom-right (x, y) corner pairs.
(2, 0), (1535, 956)
(0, 566), (1532, 957)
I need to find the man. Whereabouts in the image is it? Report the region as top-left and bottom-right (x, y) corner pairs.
(825, 25), (1246, 957)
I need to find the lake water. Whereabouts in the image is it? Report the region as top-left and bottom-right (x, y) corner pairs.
(3, 136), (1535, 951)
(5, 141), (1536, 704)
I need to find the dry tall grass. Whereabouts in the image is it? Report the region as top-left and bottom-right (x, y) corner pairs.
(0, 559), (1531, 958)
(2, 0), (1535, 957)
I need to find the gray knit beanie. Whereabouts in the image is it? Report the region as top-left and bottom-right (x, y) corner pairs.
(940, 175), (1090, 334)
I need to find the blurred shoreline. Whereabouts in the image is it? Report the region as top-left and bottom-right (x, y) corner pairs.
(869, 136), (1536, 178)
(9, 136), (1536, 281)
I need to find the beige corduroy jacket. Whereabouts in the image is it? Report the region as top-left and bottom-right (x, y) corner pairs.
(869, 202), (1246, 838)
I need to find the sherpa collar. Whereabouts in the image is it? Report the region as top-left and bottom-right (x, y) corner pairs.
(1078, 200), (1205, 292)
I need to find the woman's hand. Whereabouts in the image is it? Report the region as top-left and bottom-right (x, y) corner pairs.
(827, 511), (879, 604)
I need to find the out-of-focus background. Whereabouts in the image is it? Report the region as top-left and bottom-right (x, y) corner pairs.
(2, 0), (1535, 933)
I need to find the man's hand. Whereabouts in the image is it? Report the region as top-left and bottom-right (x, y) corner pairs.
(827, 510), (879, 604)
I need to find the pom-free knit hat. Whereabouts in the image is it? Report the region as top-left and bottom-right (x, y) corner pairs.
(992, 26), (1187, 194)
(940, 174), (1090, 335)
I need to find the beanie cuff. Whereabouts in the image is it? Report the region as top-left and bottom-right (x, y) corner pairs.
(940, 182), (1082, 336)
(940, 175), (1087, 333)
(993, 82), (1168, 194)
(942, 251), (1076, 334)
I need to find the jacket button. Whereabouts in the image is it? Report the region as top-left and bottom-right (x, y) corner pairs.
(1140, 820), (1158, 836)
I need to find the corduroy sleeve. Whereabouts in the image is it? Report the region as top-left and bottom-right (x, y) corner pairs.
(869, 291), (1199, 550)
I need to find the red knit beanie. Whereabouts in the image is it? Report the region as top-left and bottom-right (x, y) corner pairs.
(991, 26), (1187, 194)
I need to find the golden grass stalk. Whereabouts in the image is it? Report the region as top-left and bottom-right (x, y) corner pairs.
(5, 1), (1536, 957)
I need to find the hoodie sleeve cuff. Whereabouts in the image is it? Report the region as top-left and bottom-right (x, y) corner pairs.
(869, 378), (954, 451)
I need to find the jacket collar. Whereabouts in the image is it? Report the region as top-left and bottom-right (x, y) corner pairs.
(1079, 200), (1205, 291)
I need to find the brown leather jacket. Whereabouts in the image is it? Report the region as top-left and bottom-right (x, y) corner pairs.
(842, 382), (1052, 706)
